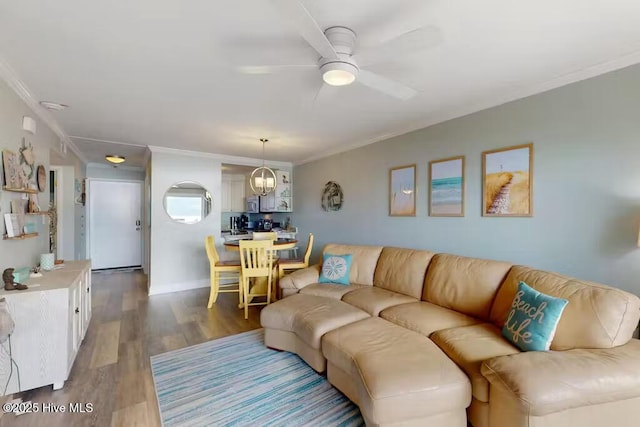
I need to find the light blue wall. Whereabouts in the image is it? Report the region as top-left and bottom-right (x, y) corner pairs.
(221, 212), (290, 231)
(292, 64), (640, 295)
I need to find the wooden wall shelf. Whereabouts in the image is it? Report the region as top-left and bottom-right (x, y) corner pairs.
(3, 232), (39, 240)
(26, 211), (49, 216)
(2, 186), (38, 194)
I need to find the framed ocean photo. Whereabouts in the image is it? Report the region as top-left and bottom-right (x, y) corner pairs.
(482, 143), (533, 217)
(429, 156), (464, 217)
(389, 164), (416, 216)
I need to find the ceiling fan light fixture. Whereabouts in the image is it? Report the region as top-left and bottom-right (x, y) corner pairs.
(105, 155), (126, 164)
(321, 61), (358, 86)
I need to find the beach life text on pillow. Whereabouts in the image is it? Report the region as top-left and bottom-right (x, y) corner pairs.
(502, 281), (568, 351)
(318, 253), (352, 285)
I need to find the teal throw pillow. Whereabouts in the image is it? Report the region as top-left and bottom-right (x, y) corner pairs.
(502, 281), (568, 351)
(318, 253), (352, 286)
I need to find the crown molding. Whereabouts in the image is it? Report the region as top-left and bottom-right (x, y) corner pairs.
(296, 48), (640, 165)
(0, 54), (88, 164)
(148, 145), (293, 169)
(69, 135), (147, 147)
(69, 135), (151, 168)
(142, 147), (151, 167)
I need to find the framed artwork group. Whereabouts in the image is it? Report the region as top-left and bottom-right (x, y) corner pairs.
(388, 142), (533, 217)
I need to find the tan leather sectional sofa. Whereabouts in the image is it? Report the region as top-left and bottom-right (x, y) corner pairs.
(260, 244), (640, 427)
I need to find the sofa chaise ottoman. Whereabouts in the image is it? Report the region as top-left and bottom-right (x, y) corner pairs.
(323, 317), (471, 427)
(261, 293), (369, 372)
(260, 244), (640, 427)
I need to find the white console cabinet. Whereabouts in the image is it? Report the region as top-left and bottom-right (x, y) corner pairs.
(0, 260), (92, 394)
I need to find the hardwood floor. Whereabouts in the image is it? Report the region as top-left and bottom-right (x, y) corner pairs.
(1, 271), (262, 427)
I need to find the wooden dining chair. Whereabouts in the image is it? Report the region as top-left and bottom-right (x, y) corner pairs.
(252, 231), (278, 241)
(278, 233), (314, 284)
(205, 236), (242, 308)
(238, 239), (275, 319)
(253, 232), (279, 279)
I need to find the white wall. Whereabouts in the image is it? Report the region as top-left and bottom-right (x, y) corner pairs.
(149, 151), (222, 295)
(143, 159), (151, 275)
(87, 163), (145, 181)
(0, 80), (53, 270)
(53, 165), (76, 261)
(51, 144), (87, 261)
(292, 64), (640, 295)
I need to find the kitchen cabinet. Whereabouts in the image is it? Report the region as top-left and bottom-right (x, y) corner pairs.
(222, 175), (246, 212)
(0, 260), (92, 393)
(260, 170), (292, 212)
(259, 192), (276, 212)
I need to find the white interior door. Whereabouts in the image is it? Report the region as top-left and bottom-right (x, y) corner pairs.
(89, 180), (142, 269)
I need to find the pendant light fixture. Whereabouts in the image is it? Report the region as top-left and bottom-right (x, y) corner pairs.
(250, 138), (277, 196)
(105, 155), (125, 164)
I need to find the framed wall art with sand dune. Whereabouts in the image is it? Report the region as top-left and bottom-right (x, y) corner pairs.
(482, 143), (533, 217)
(429, 155), (465, 217)
(389, 164), (416, 216)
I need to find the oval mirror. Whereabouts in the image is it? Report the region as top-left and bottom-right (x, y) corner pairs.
(163, 181), (212, 224)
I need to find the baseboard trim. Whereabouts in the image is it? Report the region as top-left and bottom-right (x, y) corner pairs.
(148, 279), (209, 296)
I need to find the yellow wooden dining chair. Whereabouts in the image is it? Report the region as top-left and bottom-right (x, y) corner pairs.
(278, 233), (314, 281)
(205, 235), (242, 308)
(252, 231), (280, 298)
(238, 239), (275, 319)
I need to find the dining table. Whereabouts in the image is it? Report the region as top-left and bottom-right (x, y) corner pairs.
(223, 238), (297, 251)
(223, 237), (298, 305)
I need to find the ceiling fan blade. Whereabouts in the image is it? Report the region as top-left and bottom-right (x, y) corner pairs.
(313, 82), (338, 104)
(355, 26), (442, 66)
(271, 0), (338, 60)
(358, 70), (417, 101)
(237, 64), (316, 74)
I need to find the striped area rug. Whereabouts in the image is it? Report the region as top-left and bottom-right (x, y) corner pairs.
(151, 329), (364, 427)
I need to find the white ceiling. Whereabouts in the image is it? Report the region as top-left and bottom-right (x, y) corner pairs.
(2, 0), (640, 168)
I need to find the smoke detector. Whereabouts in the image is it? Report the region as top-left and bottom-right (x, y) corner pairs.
(39, 101), (69, 111)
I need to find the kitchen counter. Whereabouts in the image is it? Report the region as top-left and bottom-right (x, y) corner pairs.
(221, 229), (297, 242)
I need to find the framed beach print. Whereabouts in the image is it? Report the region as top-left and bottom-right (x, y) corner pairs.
(389, 164), (416, 216)
(429, 156), (464, 217)
(482, 143), (533, 217)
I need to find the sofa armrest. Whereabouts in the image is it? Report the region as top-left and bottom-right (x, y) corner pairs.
(279, 264), (321, 294)
(481, 338), (640, 416)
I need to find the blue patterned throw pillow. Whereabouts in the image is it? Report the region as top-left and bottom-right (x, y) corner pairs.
(318, 253), (352, 286)
(502, 281), (568, 351)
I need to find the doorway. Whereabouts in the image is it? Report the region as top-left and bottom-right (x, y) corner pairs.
(89, 180), (143, 270)
(49, 167), (62, 258)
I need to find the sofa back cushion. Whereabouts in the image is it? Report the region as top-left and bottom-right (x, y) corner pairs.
(423, 254), (512, 320)
(373, 247), (435, 299)
(322, 244), (384, 286)
(490, 266), (640, 350)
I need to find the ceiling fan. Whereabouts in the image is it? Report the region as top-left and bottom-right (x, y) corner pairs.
(238, 0), (442, 101)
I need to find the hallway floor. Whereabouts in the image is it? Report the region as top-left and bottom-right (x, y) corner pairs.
(2, 271), (262, 427)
